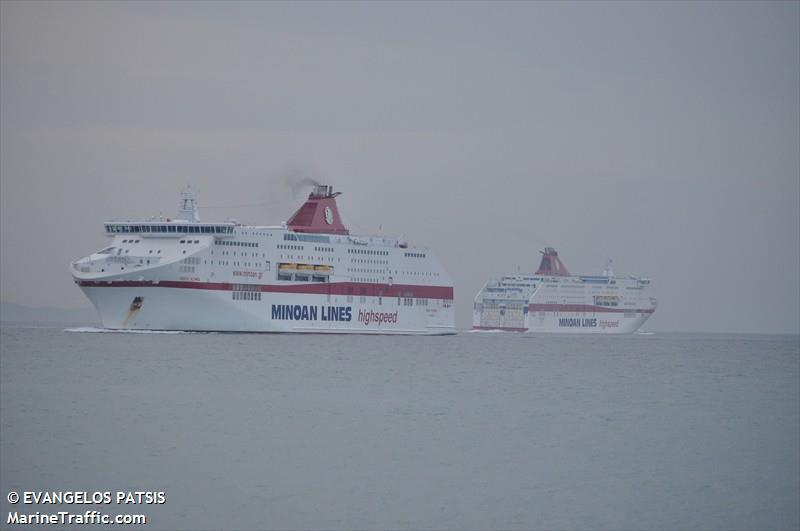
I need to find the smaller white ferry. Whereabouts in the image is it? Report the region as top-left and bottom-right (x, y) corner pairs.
(472, 248), (657, 334)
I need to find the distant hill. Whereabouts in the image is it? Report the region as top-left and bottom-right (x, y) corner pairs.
(0, 302), (100, 327)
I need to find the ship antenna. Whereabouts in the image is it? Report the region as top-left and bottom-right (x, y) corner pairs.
(178, 185), (200, 222)
(603, 259), (615, 278)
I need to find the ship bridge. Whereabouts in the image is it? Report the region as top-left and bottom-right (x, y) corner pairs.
(104, 222), (235, 236)
(103, 185), (237, 236)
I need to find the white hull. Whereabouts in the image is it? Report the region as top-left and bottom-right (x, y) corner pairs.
(81, 285), (455, 335)
(473, 309), (652, 334)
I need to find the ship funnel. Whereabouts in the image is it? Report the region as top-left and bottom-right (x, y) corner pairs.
(286, 184), (349, 235)
(177, 185), (200, 222)
(310, 184), (340, 199)
(535, 247), (570, 276)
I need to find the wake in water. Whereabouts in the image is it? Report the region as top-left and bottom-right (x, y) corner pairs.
(63, 327), (192, 334)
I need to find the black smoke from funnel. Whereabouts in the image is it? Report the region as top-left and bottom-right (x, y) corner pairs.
(283, 168), (320, 198)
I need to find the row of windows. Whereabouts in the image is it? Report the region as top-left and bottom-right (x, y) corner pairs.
(349, 267), (385, 274)
(405, 252), (426, 258)
(106, 224), (234, 234)
(122, 239), (141, 244)
(277, 273), (329, 283)
(232, 283), (259, 291)
(180, 240), (200, 244)
(594, 301), (620, 307)
(349, 248), (388, 256)
(202, 261), (269, 269)
(593, 295), (621, 307)
(314, 246), (334, 252)
(216, 240), (258, 247)
(392, 297), (435, 307)
(278, 244), (304, 251)
(219, 251), (262, 257)
(215, 261), (257, 267)
(292, 233), (331, 243)
(233, 291), (261, 301)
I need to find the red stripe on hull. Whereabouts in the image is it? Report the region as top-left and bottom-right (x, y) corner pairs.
(472, 326), (528, 332)
(76, 280), (454, 300)
(527, 303), (655, 314)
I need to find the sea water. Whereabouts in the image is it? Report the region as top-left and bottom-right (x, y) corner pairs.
(1, 327), (798, 530)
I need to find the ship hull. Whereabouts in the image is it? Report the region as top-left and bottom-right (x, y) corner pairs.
(472, 260), (657, 335)
(473, 309), (653, 334)
(80, 284), (455, 335)
(71, 184), (456, 336)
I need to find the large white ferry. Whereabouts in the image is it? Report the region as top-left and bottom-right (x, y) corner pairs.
(473, 248), (656, 334)
(71, 185), (455, 334)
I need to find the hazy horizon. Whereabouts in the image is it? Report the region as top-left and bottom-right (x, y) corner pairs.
(1, 1), (798, 334)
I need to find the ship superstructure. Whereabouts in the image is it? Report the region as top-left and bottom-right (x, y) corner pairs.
(71, 185), (455, 334)
(473, 248), (656, 334)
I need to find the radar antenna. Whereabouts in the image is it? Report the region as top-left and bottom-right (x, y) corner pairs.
(602, 259), (615, 278)
(178, 185), (200, 222)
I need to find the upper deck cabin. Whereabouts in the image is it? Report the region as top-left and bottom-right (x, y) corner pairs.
(104, 222), (235, 236)
(104, 186), (237, 236)
(92, 185), (443, 285)
(101, 184), (419, 252)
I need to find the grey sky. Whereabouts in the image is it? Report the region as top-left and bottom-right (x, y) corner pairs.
(1, 1), (798, 333)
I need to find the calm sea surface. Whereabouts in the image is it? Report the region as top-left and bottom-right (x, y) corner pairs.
(1, 327), (798, 530)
